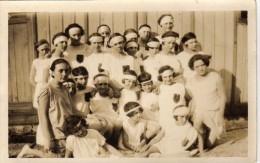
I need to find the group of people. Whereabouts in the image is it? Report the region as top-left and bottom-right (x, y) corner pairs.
(17, 14), (226, 158)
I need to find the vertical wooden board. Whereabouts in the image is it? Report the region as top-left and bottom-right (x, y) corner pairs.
(137, 12), (147, 30)
(63, 12), (75, 31)
(75, 12), (87, 43)
(88, 12), (100, 35)
(214, 12), (225, 74)
(8, 25), (17, 103)
(36, 12), (50, 43)
(241, 24), (248, 102)
(194, 11), (204, 50)
(157, 11), (170, 35)
(182, 11), (194, 36)
(14, 24), (27, 102)
(235, 23), (245, 103)
(112, 12), (125, 34)
(49, 12), (63, 49)
(203, 11), (215, 68)
(224, 11), (235, 104)
(171, 11), (183, 36)
(147, 12), (158, 35)
(125, 12), (137, 30)
(100, 12), (113, 33)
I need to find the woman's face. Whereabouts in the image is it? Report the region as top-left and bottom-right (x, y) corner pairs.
(126, 43), (139, 57)
(52, 63), (70, 83)
(193, 59), (207, 76)
(130, 109), (141, 122)
(148, 44), (160, 55)
(69, 27), (82, 44)
(96, 82), (109, 96)
(124, 79), (136, 89)
(90, 40), (103, 52)
(111, 37), (125, 53)
(175, 115), (188, 126)
(141, 81), (153, 93)
(98, 26), (110, 38)
(161, 70), (174, 85)
(55, 38), (68, 52)
(161, 21), (174, 32)
(163, 38), (177, 52)
(37, 43), (50, 58)
(139, 27), (151, 41)
(185, 38), (198, 51)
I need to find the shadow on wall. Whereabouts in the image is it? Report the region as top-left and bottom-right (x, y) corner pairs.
(220, 69), (247, 120)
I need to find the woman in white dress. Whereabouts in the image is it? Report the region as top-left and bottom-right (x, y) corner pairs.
(186, 54), (226, 149)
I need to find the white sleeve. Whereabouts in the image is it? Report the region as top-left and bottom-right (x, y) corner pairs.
(66, 136), (74, 151)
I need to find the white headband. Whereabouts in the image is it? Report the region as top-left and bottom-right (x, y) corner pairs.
(53, 36), (68, 45)
(109, 36), (124, 47)
(147, 41), (160, 48)
(162, 37), (177, 43)
(94, 75), (110, 85)
(160, 16), (174, 26)
(125, 42), (138, 49)
(125, 33), (138, 40)
(140, 80), (152, 84)
(123, 74), (137, 81)
(139, 26), (151, 33)
(73, 75), (88, 79)
(173, 106), (190, 116)
(125, 106), (142, 116)
(89, 36), (103, 43)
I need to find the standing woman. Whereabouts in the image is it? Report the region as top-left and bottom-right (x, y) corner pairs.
(107, 33), (135, 87)
(186, 54), (226, 150)
(38, 59), (79, 157)
(65, 23), (90, 64)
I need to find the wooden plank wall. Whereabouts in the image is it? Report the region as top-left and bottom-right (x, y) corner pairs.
(9, 11), (247, 106)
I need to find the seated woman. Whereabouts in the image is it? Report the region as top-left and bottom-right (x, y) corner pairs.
(118, 101), (164, 156)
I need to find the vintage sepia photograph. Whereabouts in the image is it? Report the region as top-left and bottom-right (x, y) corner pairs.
(0, 1), (256, 163)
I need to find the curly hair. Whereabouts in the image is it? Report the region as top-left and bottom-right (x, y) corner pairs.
(188, 54), (211, 70)
(65, 23), (85, 36)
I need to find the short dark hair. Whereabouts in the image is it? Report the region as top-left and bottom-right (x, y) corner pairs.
(107, 33), (125, 48)
(65, 23), (85, 36)
(63, 115), (88, 135)
(181, 32), (197, 44)
(137, 72), (152, 84)
(50, 58), (70, 72)
(124, 101), (143, 117)
(138, 24), (151, 31)
(145, 37), (162, 51)
(188, 54), (211, 70)
(157, 14), (173, 25)
(123, 28), (139, 38)
(158, 65), (174, 81)
(162, 31), (179, 39)
(52, 32), (69, 45)
(72, 66), (89, 77)
(97, 24), (111, 33)
(35, 39), (49, 51)
(87, 32), (103, 45)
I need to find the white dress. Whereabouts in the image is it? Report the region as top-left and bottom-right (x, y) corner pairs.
(143, 54), (158, 83)
(158, 83), (186, 131)
(66, 129), (106, 158)
(139, 92), (159, 122)
(109, 53), (135, 87)
(154, 52), (181, 73)
(155, 120), (197, 154)
(122, 119), (146, 147)
(84, 52), (112, 86)
(90, 93), (120, 126)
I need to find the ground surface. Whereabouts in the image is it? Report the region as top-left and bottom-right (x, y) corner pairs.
(9, 118), (248, 158)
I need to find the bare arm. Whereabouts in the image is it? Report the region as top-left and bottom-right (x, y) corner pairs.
(122, 128), (135, 151)
(65, 149), (73, 158)
(29, 63), (36, 87)
(38, 90), (55, 149)
(103, 143), (124, 157)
